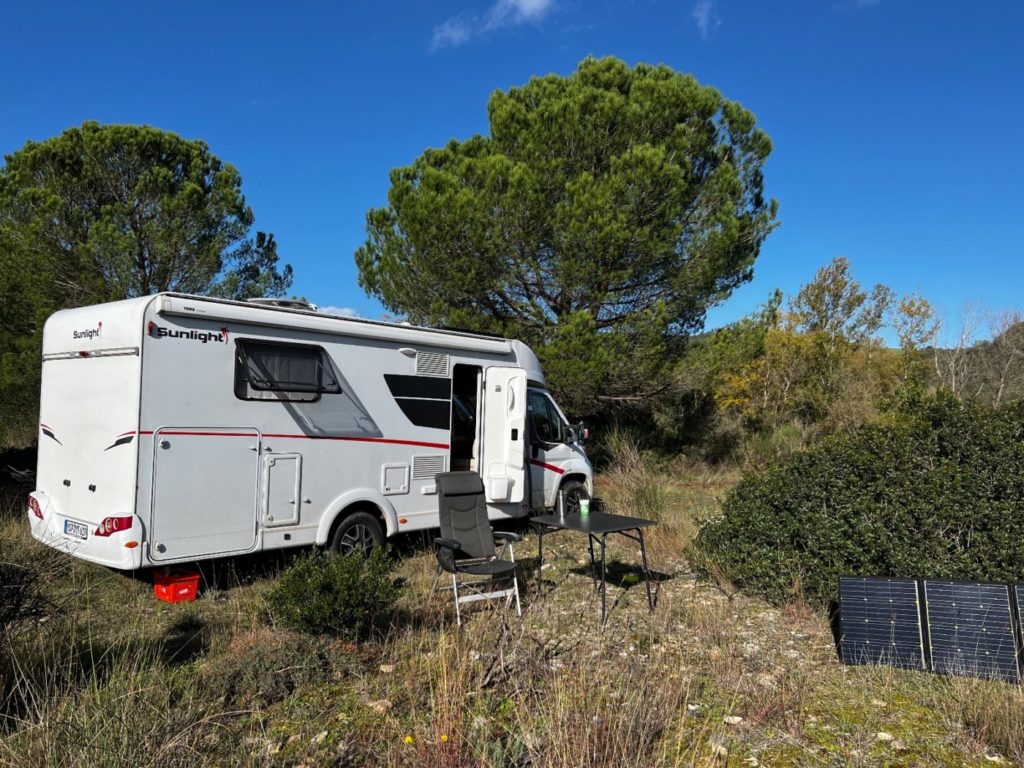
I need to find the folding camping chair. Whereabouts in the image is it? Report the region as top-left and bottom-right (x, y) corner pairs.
(432, 471), (522, 625)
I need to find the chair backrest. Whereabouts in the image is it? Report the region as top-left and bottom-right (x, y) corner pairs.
(436, 471), (495, 560)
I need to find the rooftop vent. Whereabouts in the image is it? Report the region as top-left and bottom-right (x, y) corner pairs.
(246, 298), (318, 312)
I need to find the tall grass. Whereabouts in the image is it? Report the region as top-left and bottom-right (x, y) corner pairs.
(509, 657), (692, 768)
(0, 485), (24, 523)
(600, 429), (729, 558)
(947, 677), (1024, 762)
(385, 627), (490, 768)
(602, 430), (669, 521)
(0, 639), (216, 768)
(0, 514), (230, 767)
(376, 620), (705, 768)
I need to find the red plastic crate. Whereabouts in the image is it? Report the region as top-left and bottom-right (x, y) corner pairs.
(153, 570), (201, 603)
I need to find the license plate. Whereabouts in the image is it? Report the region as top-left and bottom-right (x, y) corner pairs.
(64, 519), (88, 540)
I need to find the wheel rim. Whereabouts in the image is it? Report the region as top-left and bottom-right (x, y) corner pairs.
(338, 523), (375, 556)
(565, 488), (583, 515)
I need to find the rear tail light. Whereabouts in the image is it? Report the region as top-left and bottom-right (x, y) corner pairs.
(28, 496), (43, 520)
(94, 516), (133, 537)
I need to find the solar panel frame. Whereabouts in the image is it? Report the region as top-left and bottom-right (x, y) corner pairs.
(923, 581), (1020, 683)
(839, 576), (927, 670)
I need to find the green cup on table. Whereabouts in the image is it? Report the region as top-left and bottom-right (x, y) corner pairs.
(579, 497), (591, 516)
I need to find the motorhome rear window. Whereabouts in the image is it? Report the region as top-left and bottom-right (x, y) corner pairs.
(234, 340), (340, 402)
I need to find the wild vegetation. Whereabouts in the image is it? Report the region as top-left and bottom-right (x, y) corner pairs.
(693, 393), (1024, 604)
(3, 454), (1024, 767)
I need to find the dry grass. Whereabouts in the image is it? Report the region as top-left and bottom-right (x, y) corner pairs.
(948, 677), (1024, 763)
(2, 458), (1022, 766)
(0, 641), (215, 768)
(508, 654), (692, 768)
(600, 429), (732, 560)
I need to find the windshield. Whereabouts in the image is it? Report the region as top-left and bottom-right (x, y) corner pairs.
(528, 389), (569, 444)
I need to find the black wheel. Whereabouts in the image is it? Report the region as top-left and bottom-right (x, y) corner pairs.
(329, 511), (384, 557)
(559, 478), (588, 515)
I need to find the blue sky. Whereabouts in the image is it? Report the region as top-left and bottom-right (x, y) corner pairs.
(2, 1), (1022, 340)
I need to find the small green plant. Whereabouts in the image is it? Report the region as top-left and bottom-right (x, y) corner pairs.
(268, 548), (399, 641)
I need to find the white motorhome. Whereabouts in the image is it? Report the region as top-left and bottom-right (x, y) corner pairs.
(27, 293), (592, 570)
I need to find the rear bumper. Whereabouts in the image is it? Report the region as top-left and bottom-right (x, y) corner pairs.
(27, 491), (143, 570)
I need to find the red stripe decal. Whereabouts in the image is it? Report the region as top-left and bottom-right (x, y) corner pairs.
(158, 431), (261, 437)
(40, 423), (53, 430)
(268, 434), (448, 450)
(264, 434), (450, 449)
(530, 458), (566, 475)
(134, 430), (448, 450)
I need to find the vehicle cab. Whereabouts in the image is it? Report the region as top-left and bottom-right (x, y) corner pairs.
(526, 386), (592, 512)
(505, 341), (593, 513)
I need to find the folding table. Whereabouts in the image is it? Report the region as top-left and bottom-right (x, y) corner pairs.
(532, 509), (656, 625)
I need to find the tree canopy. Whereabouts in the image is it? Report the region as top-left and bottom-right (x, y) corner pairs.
(0, 122), (291, 445)
(356, 56), (777, 414)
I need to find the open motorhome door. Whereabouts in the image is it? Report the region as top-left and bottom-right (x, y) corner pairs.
(481, 367), (527, 504)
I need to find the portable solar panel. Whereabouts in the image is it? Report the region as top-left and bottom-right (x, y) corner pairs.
(923, 581), (1020, 683)
(839, 577), (926, 670)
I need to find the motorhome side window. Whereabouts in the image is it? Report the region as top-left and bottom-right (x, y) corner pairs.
(528, 391), (566, 444)
(234, 340), (341, 402)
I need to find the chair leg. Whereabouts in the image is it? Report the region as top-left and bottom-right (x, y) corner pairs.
(452, 573), (462, 626)
(508, 543), (522, 617)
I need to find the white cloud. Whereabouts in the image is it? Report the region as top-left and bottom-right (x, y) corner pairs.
(484, 0), (554, 30)
(432, 0), (554, 50)
(319, 305), (360, 318)
(431, 16), (472, 49)
(691, 0), (720, 41)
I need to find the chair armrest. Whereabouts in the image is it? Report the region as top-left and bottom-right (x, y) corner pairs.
(434, 538), (461, 573)
(492, 531), (522, 543)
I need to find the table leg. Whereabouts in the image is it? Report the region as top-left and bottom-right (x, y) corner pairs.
(638, 528), (654, 611)
(588, 534), (598, 591)
(536, 526), (544, 595)
(600, 533), (608, 626)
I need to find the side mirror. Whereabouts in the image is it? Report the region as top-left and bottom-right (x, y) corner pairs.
(573, 422), (589, 445)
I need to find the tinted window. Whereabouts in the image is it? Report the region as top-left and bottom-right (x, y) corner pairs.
(528, 391), (566, 444)
(235, 340), (340, 402)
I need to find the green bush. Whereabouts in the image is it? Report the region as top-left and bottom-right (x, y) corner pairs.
(692, 393), (1024, 605)
(267, 548), (399, 641)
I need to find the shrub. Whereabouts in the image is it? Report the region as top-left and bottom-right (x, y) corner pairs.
(691, 393), (1024, 605)
(268, 548), (399, 641)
